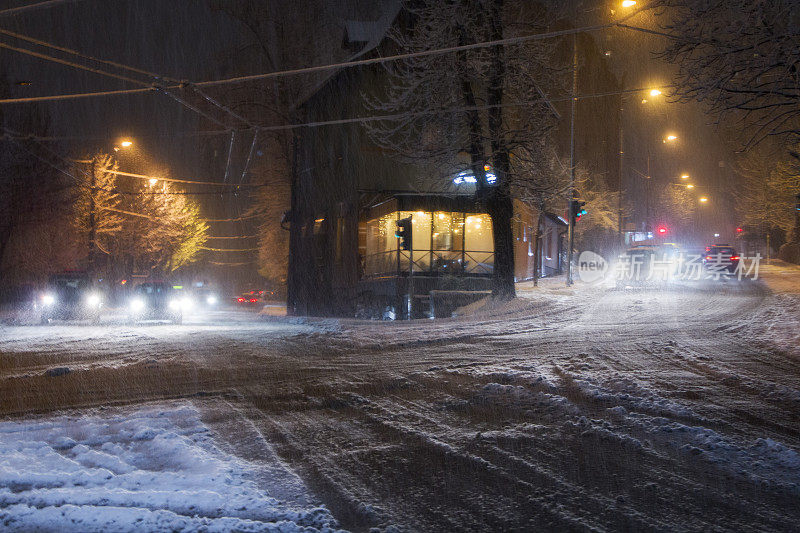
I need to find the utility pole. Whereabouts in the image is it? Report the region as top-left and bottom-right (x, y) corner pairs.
(407, 214), (414, 320)
(88, 157), (97, 274)
(566, 33), (578, 286)
(618, 92), (625, 246)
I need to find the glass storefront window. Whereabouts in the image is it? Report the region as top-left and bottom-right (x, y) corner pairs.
(363, 210), (493, 276)
(398, 211), (431, 271)
(432, 212), (464, 273)
(464, 213), (493, 273)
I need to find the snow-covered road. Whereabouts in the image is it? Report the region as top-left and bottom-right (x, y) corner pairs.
(2, 274), (799, 531)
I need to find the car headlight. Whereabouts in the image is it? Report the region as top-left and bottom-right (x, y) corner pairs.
(169, 299), (181, 310)
(206, 295), (217, 305)
(130, 298), (145, 311)
(86, 293), (101, 307)
(42, 293), (55, 306)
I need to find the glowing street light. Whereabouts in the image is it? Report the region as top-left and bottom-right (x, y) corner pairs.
(649, 89), (662, 97)
(120, 140), (133, 148)
(622, 0), (636, 6)
(686, 184), (695, 189)
(699, 197), (709, 203)
(680, 174), (689, 179)
(664, 134), (678, 143)
(148, 178), (158, 186)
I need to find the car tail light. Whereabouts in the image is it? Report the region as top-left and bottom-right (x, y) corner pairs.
(705, 255), (712, 260)
(730, 255), (740, 260)
(237, 297), (245, 302)
(250, 298), (257, 303)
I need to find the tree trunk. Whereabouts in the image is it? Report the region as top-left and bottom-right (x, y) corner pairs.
(486, 189), (515, 299)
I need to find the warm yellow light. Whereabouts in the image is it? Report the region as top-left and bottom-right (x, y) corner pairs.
(686, 184), (694, 189)
(622, 0), (636, 6)
(666, 135), (677, 141)
(649, 89), (662, 97)
(699, 197), (709, 203)
(120, 141), (133, 147)
(416, 211), (426, 217)
(148, 178), (158, 186)
(438, 213), (445, 220)
(681, 174), (689, 179)
(641, 99), (648, 104)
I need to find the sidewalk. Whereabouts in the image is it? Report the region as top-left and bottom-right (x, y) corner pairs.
(758, 260), (800, 294)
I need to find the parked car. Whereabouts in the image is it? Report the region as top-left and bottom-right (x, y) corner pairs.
(128, 282), (188, 324)
(39, 271), (103, 324)
(703, 245), (740, 273)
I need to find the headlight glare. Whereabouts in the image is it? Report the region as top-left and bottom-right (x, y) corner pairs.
(42, 294), (55, 306)
(130, 298), (145, 311)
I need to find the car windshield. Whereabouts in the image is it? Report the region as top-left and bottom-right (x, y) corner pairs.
(137, 284), (170, 295)
(49, 277), (89, 290)
(709, 247), (735, 255)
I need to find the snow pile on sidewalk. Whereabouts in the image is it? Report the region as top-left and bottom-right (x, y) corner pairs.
(0, 404), (342, 532)
(725, 293), (800, 356)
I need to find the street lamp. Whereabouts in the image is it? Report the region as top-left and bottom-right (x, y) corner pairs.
(686, 184), (695, 189)
(680, 174), (689, 179)
(148, 178), (158, 186)
(120, 140), (133, 148)
(622, 0), (636, 6)
(699, 197), (709, 203)
(649, 89), (662, 97)
(664, 134), (678, 143)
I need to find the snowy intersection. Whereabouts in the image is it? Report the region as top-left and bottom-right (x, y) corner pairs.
(1, 268), (800, 531)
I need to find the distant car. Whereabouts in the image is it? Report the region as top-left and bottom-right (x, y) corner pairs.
(236, 290), (263, 306)
(703, 245), (740, 273)
(128, 282), (188, 324)
(39, 271), (103, 324)
(193, 288), (220, 309)
(616, 247), (660, 287)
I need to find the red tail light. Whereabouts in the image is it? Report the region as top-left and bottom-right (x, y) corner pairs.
(730, 255), (740, 260)
(705, 255), (712, 260)
(250, 298), (257, 303)
(237, 297), (244, 302)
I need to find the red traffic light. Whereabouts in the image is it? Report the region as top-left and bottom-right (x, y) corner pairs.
(736, 227), (743, 233)
(657, 226), (668, 235)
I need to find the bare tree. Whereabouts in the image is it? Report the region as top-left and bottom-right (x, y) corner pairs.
(655, 0), (800, 148)
(366, 0), (566, 298)
(736, 143), (800, 242)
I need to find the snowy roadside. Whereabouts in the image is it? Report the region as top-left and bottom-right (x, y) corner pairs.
(723, 261), (800, 357)
(0, 402), (343, 532)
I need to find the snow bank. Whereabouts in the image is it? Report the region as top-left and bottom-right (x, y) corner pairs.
(0, 403), (342, 532)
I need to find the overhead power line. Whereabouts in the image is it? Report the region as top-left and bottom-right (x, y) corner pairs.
(208, 260), (258, 266)
(5, 84), (675, 145)
(107, 169), (265, 188)
(200, 246), (260, 252)
(0, 40), (144, 85)
(205, 214), (263, 222)
(206, 234), (259, 239)
(0, 0), (86, 17)
(0, 10), (650, 106)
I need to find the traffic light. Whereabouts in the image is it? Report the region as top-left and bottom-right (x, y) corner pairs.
(396, 217), (412, 250)
(657, 226), (668, 235)
(736, 227), (743, 234)
(570, 200), (587, 222)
